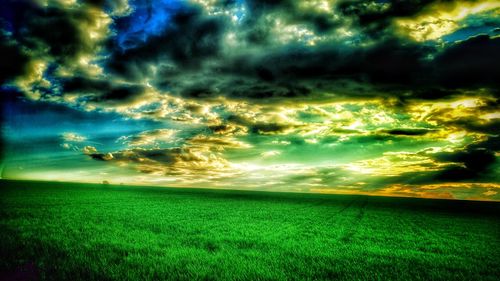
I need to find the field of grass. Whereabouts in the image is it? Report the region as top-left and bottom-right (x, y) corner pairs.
(0, 180), (499, 280)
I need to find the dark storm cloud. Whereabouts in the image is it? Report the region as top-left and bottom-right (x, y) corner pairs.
(209, 34), (497, 100)
(226, 38), (429, 89)
(336, 0), (436, 37)
(103, 148), (179, 164)
(93, 85), (147, 103)
(135, 37), (433, 100)
(451, 119), (500, 135)
(243, 0), (342, 33)
(106, 6), (227, 81)
(62, 77), (111, 94)
(223, 114), (296, 135)
(434, 136), (499, 180)
(88, 153), (109, 161)
(0, 1), (31, 84)
(363, 138), (498, 188)
(87, 0), (440, 101)
(435, 151), (496, 181)
(123, 34), (496, 102)
(60, 76), (148, 104)
(2, 0), (499, 104)
(2, 0), (100, 63)
(380, 128), (435, 136)
(0, 30), (30, 85)
(130, 0), (498, 101)
(0, 0), (119, 104)
(250, 123), (295, 135)
(87, 147), (179, 164)
(397, 136), (500, 184)
(434, 35), (500, 90)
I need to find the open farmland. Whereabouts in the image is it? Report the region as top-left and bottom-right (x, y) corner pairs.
(1, 180), (499, 280)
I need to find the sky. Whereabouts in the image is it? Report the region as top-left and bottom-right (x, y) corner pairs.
(0, 0), (499, 200)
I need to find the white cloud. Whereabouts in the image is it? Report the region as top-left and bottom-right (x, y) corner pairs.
(62, 132), (87, 142)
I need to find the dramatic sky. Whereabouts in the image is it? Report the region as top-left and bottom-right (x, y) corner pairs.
(1, 0), (499, 200)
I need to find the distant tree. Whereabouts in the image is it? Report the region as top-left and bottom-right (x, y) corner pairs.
(102, 180), (110, 185)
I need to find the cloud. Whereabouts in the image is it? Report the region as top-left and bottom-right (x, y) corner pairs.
(2, 0), (499, 199)
(311, 181), (500, 201)
(431, 137), (498, 181)
(208, 123), (248, 136)
(0, 29), (30, 85)
(86, 132), (252, 184)
(378, 182), (500, 200)
(105, 5), (227, 81)
(344, 152), (447, 177)
(2, 0), (112, 99)
(261, 150), (281, 157)
(82, 145), (98, 155)
(379, 128), (435, 136)
(186, 135), (252, 150)
(118, 129), (178, 147)
(61, 132), (86, 142)
(394, 0), (500, 41)
(4, 0), (499, 108)
(434, 35), (500, 90)
(86, 146), (237, 183)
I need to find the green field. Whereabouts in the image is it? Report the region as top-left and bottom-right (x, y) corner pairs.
(0, 180), (499, 280)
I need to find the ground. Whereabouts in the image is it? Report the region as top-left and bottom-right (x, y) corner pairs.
(0, 180), (499, 280)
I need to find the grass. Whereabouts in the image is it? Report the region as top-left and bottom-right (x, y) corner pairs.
(0, 180), (499, 280)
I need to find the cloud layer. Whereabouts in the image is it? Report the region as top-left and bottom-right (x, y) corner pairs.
(1, 0), (499, 200)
